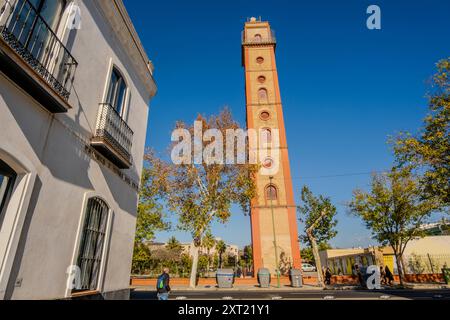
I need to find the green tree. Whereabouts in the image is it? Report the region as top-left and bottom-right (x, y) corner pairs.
(159, 108), (258, 288)
(216, 240), (227, 269)
(298, 186), (338, 287)
(166, 236), (182, 252)
(180, 254), (193, 277)
(243, 245), (253, 274)
(198, 255), (209, 276)
(131, 242), (151, 275)
(393, 58), (450, 207)
(165, 237), (183, 275)
(135, 151), (171, 244)
(226, 255), (237, 268)
(202, 231), (216, 275)
(348, 167), (440, 285)
(301, 243), (332, 265)
(132, 151), (170, 274)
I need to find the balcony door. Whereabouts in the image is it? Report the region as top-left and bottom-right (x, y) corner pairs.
(106, 68), (127, 116)
(9, 0), (67, 62)
(0, 160), (16, 228)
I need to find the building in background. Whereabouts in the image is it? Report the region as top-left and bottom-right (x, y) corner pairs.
(182, 240), (239, 259)
(420, 219), (450, 236)
(242, 17), (301, 275)
(0, 0), (156, 299)
(320, 236), (450, 276)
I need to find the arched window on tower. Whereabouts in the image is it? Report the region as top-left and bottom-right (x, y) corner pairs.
(254, 34), (262, 42)
(265, 184), (278, 201)
(260, 128), (272, 144)
(258, 88), (268, 103)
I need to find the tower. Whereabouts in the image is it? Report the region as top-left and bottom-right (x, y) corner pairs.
(242, 18), (301, 275)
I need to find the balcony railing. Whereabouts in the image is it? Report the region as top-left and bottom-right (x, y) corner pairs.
(0, 0), (77, 101)
(91, 103), (134, 169)
(242, 30), (277, 46)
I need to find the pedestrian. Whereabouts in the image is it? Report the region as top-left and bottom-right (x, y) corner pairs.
(354, 264), (364, 288)
(236, 266), (243, 278)
(380, 266), (387, 285)
(384, 265), (394, 286)
(156, 267), (171, 300)
(325, 267), (332, 285)
(351, 264), (356, 276)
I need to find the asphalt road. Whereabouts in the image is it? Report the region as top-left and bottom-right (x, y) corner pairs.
(131, 289), (450, 301)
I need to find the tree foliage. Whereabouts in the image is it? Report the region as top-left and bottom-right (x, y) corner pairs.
(348, 167), (440, 285)
(298, 186), (338, 247)
(301, 243), (332, 264)
(132, 151), (171, 274)
(135, 150), (171, 244)
(216, 239), (227, 269)
(166, 108), (258, 242)
(393, 58), (450, 207)
(144, 108), (258, 287)
(298, 186), (337, 286)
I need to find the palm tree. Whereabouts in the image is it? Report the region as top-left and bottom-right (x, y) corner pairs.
(202, 232), (216, 276)
(216, 240), (227, 269)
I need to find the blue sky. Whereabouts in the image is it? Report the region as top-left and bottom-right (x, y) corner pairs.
(123, 0), (450, 248)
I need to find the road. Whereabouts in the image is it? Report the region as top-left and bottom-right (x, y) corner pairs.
(131, 289), (450, 300)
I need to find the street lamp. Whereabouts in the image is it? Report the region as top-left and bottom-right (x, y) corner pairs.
(269, 176), (281, 288)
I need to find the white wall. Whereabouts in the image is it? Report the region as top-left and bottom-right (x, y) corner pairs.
(0, 0), (154, 299)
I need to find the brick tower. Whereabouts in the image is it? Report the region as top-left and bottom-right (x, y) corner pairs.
(242, 18), (301, 275)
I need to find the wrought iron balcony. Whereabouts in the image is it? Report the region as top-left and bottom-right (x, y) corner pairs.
(0, 0), (78, 112)
(91, 103), (134, 169)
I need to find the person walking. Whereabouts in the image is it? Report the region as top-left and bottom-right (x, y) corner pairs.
(236, 266), (243, 278)
(385, 265), (394, 286)
(156, 267), (171, 300)
(354, 264), (364, 288)
(380, 266), (387, 285)
(325, 267), (332, 285)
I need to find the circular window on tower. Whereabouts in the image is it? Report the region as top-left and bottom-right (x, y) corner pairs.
(260, 111), (271, 121)
(262, 157), (274, 169)
(256, 56), (264, 64)
(258, 75), (266, 83)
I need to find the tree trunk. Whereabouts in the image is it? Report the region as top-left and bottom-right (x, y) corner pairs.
(206, 249), (211, 278)
(308, 233), (324, 287)
(394, 251), (404, 286)
(400, 255), (407, 278)
(190, 245), (199, 288)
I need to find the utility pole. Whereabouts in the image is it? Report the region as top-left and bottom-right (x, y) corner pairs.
(269, 176), (281, 288)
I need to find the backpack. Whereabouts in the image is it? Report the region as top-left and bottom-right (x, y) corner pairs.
(156, 274), (165, 290)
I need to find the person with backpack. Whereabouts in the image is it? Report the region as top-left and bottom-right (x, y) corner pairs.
(156, 267), (171, 300)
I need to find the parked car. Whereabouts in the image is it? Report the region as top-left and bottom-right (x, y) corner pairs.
(302, 263), (317, 272)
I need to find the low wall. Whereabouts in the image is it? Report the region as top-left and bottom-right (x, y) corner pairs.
(330, 274), (445, 285)
(131, 273), (445, 287)
(130, 276), (318, 287)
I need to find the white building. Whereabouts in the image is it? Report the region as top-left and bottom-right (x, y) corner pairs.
(0, 0), (156, 299)
(182, 241), (240, 258)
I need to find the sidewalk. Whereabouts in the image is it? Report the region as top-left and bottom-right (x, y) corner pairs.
(326, 283), (450, 291)
(132, 283), (450, 292)
(132, 284), (323, 292)
(130, 276), (449, 292)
